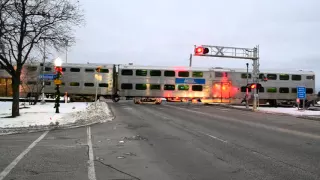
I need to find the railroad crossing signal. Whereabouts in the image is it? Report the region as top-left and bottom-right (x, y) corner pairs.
(194, 46), (209, 56)
(247, 83), (262, 90)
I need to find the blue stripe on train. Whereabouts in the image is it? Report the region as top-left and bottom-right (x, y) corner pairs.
(175, 78), (206, 84)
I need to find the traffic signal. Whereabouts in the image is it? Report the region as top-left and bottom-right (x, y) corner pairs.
(194, 46), (209, 55)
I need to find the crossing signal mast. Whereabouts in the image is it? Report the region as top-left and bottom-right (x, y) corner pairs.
(193, 45), (260, 110)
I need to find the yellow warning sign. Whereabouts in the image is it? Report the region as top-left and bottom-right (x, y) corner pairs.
(54, 79), (62, 85)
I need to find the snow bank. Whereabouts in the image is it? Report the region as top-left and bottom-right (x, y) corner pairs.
(230, 105), (320, 116)
(0, 101), (112, 129)
(257, 107), (320, 116)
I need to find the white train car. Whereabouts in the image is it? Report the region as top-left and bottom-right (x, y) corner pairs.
(118, 65), (212, 100)
(117, 65), (317, 106)
(20, 63), (114, 101)
(228, 68), (316, 106)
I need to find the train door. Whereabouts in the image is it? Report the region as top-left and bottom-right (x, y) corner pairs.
(212, 81), (231, 103)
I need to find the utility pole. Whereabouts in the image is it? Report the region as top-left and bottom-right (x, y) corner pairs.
(95, 67), (101, 108)
(65, 39), (68, 63)
(246, 63), (249, 109)
(189, 54), (192, 67)
(41, 38), (46, 104)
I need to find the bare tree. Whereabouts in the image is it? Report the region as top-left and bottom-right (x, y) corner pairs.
(0, 0), (84, 117)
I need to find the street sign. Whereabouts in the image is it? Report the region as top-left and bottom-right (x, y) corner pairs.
(54, 79), (62, 85)
(39, 74), (56, 80)
(297, 86), (306, 99)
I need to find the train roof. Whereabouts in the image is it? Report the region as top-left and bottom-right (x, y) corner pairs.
(120, 65), (315, 75)
(24, 62), (114, 68)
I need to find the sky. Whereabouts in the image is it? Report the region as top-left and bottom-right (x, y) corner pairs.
(56, 0), (320, 90)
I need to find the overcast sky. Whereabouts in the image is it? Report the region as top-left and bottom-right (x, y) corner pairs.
(58, 0), (320, 89)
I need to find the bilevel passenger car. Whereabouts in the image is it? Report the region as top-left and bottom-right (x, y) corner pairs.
(19, 63), (115, 102)
(117, 65), (317, 106)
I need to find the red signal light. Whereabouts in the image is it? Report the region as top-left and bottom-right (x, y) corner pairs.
(195, 47), (204, 55)
(194, 46), (209, 55)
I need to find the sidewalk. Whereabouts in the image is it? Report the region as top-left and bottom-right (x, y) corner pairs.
(0, 101), (113, 135)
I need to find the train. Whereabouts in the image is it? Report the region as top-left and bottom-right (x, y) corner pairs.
(0, 62), (318, 106)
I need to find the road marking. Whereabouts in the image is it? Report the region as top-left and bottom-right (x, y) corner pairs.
(87, 126), (97, 180)
(0, 131), (49, 180)
(165, 104), (320, 140)
(198, 131), (228, 143)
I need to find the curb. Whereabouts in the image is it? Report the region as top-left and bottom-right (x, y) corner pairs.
(206, 103), (320, 122)
(0, 102), (115, 136)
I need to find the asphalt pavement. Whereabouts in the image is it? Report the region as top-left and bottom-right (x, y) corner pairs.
(0, 101), (320, 180)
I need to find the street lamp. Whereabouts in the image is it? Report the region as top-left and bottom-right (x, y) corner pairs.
(54, 57), (63, 113)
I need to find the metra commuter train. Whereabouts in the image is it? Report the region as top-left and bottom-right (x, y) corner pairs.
(0, 63), (317, 106)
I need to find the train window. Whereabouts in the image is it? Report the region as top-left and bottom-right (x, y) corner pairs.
(27, 81), (37, 85)
(100, 69), (109, 73)
(306, 88), (313, 94)
(215, 72), (228, 78)
(164, 84), (175, 90)
(178, 85), (189, 91)
(121, 83), (133, 89)
(178, 71), (189, 77)
(136, 70), (147, 76)
(70, 68), (80, 72)
(241, 86), (251, 92)
(241, 73), (251, 79)
(267, 87), (277, 93)
(70, 82), (80, 86)
(306, 75), (314, 80)
(135, 84), (147, 90)
(259, 74), (265, 79)
(164, 71), (175, 77)
(267, 74), (277, 80)
(84, 83), (94, 87)
(279, 87), (289, 93)
(259, 87), (265, 93)
(121, 70), (133, 76)
(150, 84), (161, 90)
(292, 75), (301, 81)
(85, 69), (94, 72)
(45, 82), (51, 86)
(150, 70), (161, 76)
(292, 88), (297, 93)
(99, 83), (108, 87)
(279, 74), (289, 80)
(192, 85), (203, 91)
(44, 67), (52, 72)
(192, 72), (203, 77)
(27, 66), (37, 71)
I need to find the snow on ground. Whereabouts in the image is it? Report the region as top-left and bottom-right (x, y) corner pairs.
(231, 105), (320, 116)
(0, 101), (111, 128)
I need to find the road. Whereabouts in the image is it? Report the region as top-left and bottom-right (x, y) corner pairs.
(0, 101), (320, 180)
